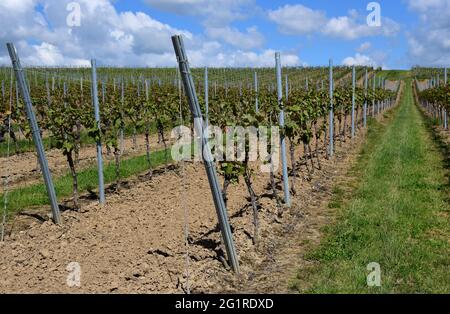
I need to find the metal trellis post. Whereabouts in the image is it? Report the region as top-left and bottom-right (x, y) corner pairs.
(204, 67), (209, 136)
(329, 59), (334, 157)
(285, 74), (289, 101)
(120, 81), (125, 154)
(6, 43), (61, 224)
(91, 59), (105, 205)
(172, 35), (239, 274)
(276, 52), (291, 207)
(351, 65), (356, 138)
(254, 71), (259, 112)
(445, 68), (448, 130)
(372, 74), (376, 117)
(364, 68), (368, 128)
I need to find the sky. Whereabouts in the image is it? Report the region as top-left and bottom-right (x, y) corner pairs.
(0, 0), (448, 69)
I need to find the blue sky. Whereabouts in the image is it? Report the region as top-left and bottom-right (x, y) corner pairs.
(0, 0), (448, 68)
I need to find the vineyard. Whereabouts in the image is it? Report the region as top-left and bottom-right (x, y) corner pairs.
(0, 49), (396, 222)
(414, 67), (449, 131)
(0, 39), (447, 294)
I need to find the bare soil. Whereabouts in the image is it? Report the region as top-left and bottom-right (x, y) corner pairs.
(0, 130), (370, 293)
(0, 95), (401, 293)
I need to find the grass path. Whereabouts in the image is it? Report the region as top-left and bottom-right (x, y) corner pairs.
(0, 148), (171, 214)
(292, 79), (449, 293)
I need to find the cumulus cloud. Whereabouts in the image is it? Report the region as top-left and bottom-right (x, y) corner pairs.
(205, 26), (264, 50)
(407, 0), (450, 27)
(0, 0), (192, 66)
(144, 0), (255, 27)
(406, 0), (450, 66)
(145, 0), (264, 52)
(0, 0), (299, 67)
(323, 16), (400, 40)
(268, 4), (400, 40)
(215, 49), (300, 67)
(342, 51), (388, 69)
(343, 53), (375, 67)
(0, 0), (36, 13)
(24, 42), (90, 66)
(268, 4), (327, 35)
(357, 42), (372, 53)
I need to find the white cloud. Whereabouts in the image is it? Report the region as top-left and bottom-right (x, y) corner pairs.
(0, 0), (299, 67)
(323, 16), (400, 40)
(24, 42), (90, 66)
(192, 49), (300, 67)
(408, 0), (447, 10)
(145, 0), (255, 27)
(268, 4), (327, 35)
(0, 0), (194, 66)
(407, 0), (450, 26)
(343, 53), (375, 67)
(0, 0), (50, 44)
(406, 29), (450, 66)
(268, 5), (400, 40)
(145, 0), (264, 51)
(342, 52), (388, 69)
(406, 0), (450, 66)
(357, 42), (372, 53)
(205, 26), (264, 50)
(0, 0), (36, 13)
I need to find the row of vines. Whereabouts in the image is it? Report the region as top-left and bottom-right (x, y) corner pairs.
(415, 67), (449, 129)
(0, 65), (395, 243)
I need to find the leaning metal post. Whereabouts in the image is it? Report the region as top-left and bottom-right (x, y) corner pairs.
(172, 35), (239, 274)
(6, 43), (61, 224)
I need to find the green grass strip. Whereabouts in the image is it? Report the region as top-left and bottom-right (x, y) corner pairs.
(1, 148), (171, 214)
(0, 123), (160, 157)
(0, 132), (94, 157)
(291, 79), (449, 293)
(378, 70), (411, 81)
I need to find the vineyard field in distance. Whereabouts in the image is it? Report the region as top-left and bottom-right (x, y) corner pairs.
(0, 0), (448, 304)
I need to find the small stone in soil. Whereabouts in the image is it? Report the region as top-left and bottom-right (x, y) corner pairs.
(39, 248), (50, 259)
